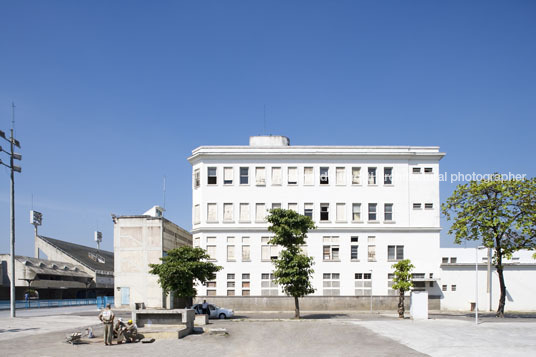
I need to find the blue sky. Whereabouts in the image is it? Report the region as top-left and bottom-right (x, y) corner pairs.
(0, 0), (535, 255)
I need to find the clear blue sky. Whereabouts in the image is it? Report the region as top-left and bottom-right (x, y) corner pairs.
(0, 0), (535, 256)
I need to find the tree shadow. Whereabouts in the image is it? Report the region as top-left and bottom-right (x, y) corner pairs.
(0, 327), (39, 334)
(301, 313), (349, 319)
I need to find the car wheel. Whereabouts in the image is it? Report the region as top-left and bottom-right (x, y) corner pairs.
(219, 313), (226, 319)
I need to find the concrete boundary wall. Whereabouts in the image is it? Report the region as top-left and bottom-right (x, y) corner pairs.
(195, 296), (440, 311)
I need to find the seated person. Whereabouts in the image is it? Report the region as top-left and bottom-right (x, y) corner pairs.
(113, 318), (126, 338)
(119, 320), (139, 343)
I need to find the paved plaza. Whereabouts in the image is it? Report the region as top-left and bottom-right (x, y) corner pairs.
(1, 307), (535, 356)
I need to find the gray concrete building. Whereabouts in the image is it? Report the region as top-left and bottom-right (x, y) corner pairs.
(0, 255), (92, 300)
(113, 206), (192, 309)
(34, 235), (114, 297)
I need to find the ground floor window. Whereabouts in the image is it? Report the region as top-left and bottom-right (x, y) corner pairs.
(261, 273), (278, 296)
(323, 273), (340, 296)
(354, 273), (372, 296)
(242, 273), (250, 296)
(387, 274), (397, 296)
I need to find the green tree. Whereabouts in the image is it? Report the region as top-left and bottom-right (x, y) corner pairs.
(442, 177), (536, 317)
(391, 259), (415, 318)
(267, 208), (316, 318)
(149, 246), (222, 307)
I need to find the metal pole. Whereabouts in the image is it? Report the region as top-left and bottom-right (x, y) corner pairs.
(475, 247), (478, 325)
(369, 270), (373, 313)
(488, 248), (492, 312)
(9, 124), (16, 318)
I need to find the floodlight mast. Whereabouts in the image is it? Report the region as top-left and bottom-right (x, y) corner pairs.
(0, 102), (22, 318)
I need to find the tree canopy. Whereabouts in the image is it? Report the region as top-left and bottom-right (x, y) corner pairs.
(149, 246), (222, 304)
(442, 177), (536, 316)
(267, 208), (316, 318)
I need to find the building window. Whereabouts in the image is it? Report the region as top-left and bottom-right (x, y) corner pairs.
(255, 167), (266, 185)
(336, 167), (346, 185)
(207, 203), (218, 222)
(442, 257), (449, 264)
(227, 273), (235, 296)
(223, 167), (233, 185)
(352, 203), (361, 221)
(288, 167), (298, 185)
(355, 273), (372, 296)
(304, 167), (314, 185)
(239, 203), (250, 222)
(261, 273), (278, 296)
(368, 203), (377, 221)
(412, 167), (421, 174)
(255, 203), (266, 222)
(242, 273), (250, 296)
(352, 167), (361, 185)
(442, 285), (447, 291)
(384, 167), (393, 185)
(450, 257), (457, 264)
(194, 169), (200, 188)
(227, 237), (235, 261)
(272, 203), (281, 210)
(206, 237), (217, 261)
(384, 203), (393, 221)
(223, 203), (234, 222)
(413, 203), (422, 209)
(424, 167), (433, 173)
(425, 203), (433, 209)
(193, 237), (200, 247)
(207, 167), (217, 185)
(351, 237), (359, 260)
(240, 167), (249, 185)
(320, 167), (329, 185)
(288, 203), (298, 212)
(387, 273), (397, 296)
(320, 203), (329, 221)
(323, 236), (340, 261)
(368, 236), (376, 262)
(336, 203), (346, 222)
(388, 245), (404, 261)
(451, 285), (456, 291)
(323, 273), (340, 296)
(207, 290), (216, 296)
(261, 237), (279, 261)
(242, 237), (250, 261)
(194, 204), (200, 224)
(368, 167), (376, 185)
(271, 167), (282, 185)
(304, 203), (313, 219)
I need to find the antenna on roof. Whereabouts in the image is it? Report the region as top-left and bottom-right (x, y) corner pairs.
(163, 175), (166, 214)
(263, 104), (266, 135)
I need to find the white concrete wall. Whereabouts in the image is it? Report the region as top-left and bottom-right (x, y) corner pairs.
(113, 216), (192, 309)
(439, 248), (536, 311)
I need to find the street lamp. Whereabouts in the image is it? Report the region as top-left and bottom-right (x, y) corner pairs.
(475, 246), (486, 325)
(0, 103), (22, 318)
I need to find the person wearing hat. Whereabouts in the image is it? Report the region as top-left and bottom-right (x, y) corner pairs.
(118, 319), (138, 343)
(113, 317), (126, 339)
(98, 304), (115, 345)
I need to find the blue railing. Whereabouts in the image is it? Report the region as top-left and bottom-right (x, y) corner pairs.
(0, 296), (114, 310)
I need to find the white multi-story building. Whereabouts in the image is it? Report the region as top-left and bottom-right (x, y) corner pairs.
(188, 136), (445, 299)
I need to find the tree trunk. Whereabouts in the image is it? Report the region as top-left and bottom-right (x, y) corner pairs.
(188, 296), (193, 308)
(294, 296), (300, 319)
(398, 290), (405, 318)
(494, 244), (506, 318)
(496, 263), (506, 318)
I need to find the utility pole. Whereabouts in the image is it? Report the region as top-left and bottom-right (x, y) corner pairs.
(1, 102), (22, 318)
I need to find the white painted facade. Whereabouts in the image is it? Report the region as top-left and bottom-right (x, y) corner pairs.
(439, 248), (536, 311)
(188, 136), (445, 298)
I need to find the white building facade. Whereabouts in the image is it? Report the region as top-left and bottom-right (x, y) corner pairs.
(188, 136), (445, 299)
(439, 248), (536, 311)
